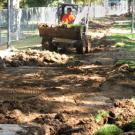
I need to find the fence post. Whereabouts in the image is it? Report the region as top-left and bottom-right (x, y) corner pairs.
(0, 27), (1, 45)
(16, 8), (21, 40)
(7, 0), (11, 48)
(131, 0), (135, 33)
(93, 3), (96, 18)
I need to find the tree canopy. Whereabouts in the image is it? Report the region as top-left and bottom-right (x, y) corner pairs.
(0, 0), (131, 9)
(0, 0), (59, 8)
(20, 0), (59, 7)
(0, 0), (7, 9)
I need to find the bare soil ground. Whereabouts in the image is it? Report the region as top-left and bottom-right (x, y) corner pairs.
(0, 22), (135, 135)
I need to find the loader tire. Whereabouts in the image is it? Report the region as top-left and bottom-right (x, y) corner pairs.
(42, 38), (50, 50)
(76, 41), (85, 54)
(85, 36), (91, 53)
(42, 37), (57, 52)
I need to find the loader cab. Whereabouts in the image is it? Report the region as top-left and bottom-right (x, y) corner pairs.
(57, 3), (79, 24)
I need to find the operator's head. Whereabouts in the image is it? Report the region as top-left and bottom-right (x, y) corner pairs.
(67, 8), (72, 14)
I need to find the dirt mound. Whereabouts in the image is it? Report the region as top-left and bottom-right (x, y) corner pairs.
(1, 99), (135, 135)
(0, 99), (98, 135)
(110, 99), (135, 127)
(93, 99), (135, 135)
(3, 49), (69, 67)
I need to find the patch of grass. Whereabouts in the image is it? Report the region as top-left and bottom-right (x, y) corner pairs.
(12, 36), (42, 50)
(116, 60), (135, 70)
(95, 110), (109, 123)
(107, 33), (135, 51)
(107, 33), (135, 42)
(113, 22), (134, 30)
(0, 35), (42, 50)
(114, 42), (126, 47)
(95, 124), (123, 135)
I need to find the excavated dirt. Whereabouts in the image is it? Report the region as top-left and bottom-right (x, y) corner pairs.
(0, 37), (135, 134)
(3, 49), (69, 67)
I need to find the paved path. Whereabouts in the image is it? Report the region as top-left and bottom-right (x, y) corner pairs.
(0, 124), (25, 135)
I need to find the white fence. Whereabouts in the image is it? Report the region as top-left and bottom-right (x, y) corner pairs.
(0, 3), (128, 45)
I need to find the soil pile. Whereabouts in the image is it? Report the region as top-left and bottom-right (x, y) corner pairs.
(3, 49), (69, 67)
(0, 98), (135, 135)
(110, 99), (135, 127)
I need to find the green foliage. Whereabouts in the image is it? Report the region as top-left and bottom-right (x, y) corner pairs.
(123, 118), (135, 132)
(0, 0), (104, 8)
(95, 124), (123, 135)
(20, 0), (28, 8)
(0, 0), (59, 8)
(0, 0), (7, 9)
(95, 110), (109, 123)
(23, 0), (104, 7)
(67, 24), (83, 29)
(57, 24), (83, 30)
(22, 0), (58, 7)
(75, 0), (104, 5)
(68, 24), (82, 27)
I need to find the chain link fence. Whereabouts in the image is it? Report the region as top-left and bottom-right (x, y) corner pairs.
(0, 1), (128, 48)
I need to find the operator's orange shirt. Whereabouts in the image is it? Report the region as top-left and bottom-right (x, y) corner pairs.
(62, 13), (75, 24)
